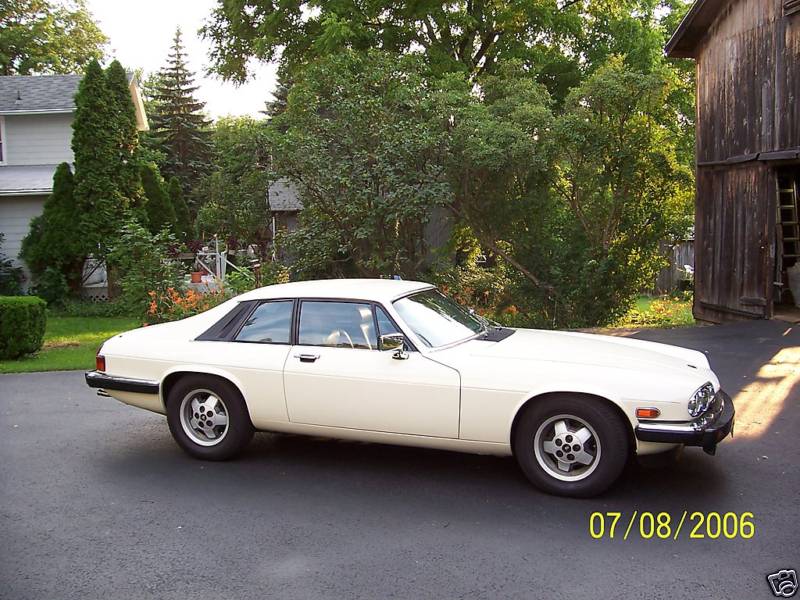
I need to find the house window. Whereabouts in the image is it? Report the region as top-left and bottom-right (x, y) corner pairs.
(786, 0), (800, 16)
(0, 117), (5, 164)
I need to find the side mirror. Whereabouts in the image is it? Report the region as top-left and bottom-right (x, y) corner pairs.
(379, 333), (408, 360)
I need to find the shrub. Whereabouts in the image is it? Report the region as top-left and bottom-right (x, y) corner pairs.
(108, 222), (186, 319)
(32, 267), (70, 307)
(0, 296), (47, 359)
(19, 163), (86, 286)
(225, 267), (256, 296)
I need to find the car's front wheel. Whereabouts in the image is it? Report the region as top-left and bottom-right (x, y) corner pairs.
(166, 375), (254, 460)
(513, 395), (629, 497)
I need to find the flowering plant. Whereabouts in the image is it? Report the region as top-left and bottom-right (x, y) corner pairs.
(147, 286), (230, 323)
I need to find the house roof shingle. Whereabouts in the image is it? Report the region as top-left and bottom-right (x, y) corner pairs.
(0, 164), (59, 195)
(0, 74), (82, 114)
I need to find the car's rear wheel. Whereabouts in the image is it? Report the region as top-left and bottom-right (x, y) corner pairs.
(513, 395), (629, 497)
(166, 375), (254, 460)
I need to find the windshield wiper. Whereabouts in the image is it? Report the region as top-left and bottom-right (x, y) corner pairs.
(469, 309), (498, 334)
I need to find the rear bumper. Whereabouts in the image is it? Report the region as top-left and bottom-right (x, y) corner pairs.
(635, 390), (734, 455)
(85, 371), (160, 395)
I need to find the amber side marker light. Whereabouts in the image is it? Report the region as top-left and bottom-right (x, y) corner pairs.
(96, 354), (106, 372)
(636, 407), (660, 419)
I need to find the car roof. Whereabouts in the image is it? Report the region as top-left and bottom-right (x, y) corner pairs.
(235, 278), (435, 304)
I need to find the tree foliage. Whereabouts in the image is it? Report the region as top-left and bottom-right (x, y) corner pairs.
(169, 177), (193, 239)
(269, 51), (451, 278)
(202, 0), (579, 83)
(140, 162), (177, 235)
(147, 28), (213, 194)
(203, 1), (697, 326)
(196, 116), (271, 244)
(530, 58), (693, 325)
(20, 163), (85, 286)
(106, 60), (144, 206)
(0, 0), (107, 75)
(71, 59), (144, 263)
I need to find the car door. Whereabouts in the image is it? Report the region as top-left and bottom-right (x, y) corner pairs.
(283, 300), (461, 438)
(192, 299), (295, 425)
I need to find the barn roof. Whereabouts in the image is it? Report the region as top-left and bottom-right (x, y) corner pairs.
(665, 0), (732, 59)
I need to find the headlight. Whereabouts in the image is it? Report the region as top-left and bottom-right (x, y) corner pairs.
(688, 382), (715, 417)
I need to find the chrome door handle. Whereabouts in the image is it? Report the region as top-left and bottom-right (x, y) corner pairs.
(295, 353), (320, 363)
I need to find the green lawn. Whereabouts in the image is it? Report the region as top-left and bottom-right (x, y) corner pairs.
(0, 316), (141, 374)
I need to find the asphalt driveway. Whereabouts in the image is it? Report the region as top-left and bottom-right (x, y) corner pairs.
(1, 320), (798, 599)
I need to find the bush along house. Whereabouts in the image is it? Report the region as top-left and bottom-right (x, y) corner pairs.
(666, 0), (800, 321)
(0, 74), (148, 282)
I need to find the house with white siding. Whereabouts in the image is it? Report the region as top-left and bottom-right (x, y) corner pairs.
(0, 74), (148, 276)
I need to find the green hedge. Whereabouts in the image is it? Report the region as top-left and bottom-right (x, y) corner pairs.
(0, 296), (47, 359)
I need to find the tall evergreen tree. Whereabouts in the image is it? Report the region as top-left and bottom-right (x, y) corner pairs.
(140, 163), (177, 235)
(149, 28), (212, 193)
(264, 73), (292, 118)
(169, 176), (193, 239)
(20, 163), (85, 284)
(72, 59), (145, 261)
(106, 60), (144, 208)
(72, 59), (123, 258)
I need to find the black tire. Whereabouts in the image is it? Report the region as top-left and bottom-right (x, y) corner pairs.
(166, 374), (254, 460)
(513, 395), (630, 498)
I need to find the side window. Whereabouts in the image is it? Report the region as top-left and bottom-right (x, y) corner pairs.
(299, 301), (377, 349)
(375, 306), (400, 336)
(235, 301), (293, 343)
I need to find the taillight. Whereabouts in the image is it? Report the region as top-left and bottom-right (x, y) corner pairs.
(96, 354), (106, 372)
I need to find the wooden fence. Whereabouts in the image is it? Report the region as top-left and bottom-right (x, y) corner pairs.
(654, 240), (695, 293)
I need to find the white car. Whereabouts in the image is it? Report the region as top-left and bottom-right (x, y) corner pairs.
(86, 279), (734, 497)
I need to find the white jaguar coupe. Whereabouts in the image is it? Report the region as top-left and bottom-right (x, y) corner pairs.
(86, 279), (734, 497)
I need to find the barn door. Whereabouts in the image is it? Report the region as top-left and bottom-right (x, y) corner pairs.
(694, 164), (775, 321)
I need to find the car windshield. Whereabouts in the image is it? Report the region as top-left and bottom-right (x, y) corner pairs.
(393, 289), (485, 348)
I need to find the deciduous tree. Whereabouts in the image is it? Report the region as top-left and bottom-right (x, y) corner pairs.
(195, 116), (271, 243)
(268, 51), (450, 278)
(201, 0), (579, 83)
(0, 0), (107, 75)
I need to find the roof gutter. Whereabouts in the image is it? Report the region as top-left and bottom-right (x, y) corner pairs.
(0, 109), (74, 116)
(0, 188), (52, 196)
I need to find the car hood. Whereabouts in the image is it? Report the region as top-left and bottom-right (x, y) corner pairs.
(442, 328), (710, 375)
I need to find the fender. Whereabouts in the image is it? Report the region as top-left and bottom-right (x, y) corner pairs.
(159, 364), (254, 421)
(508, 381), (631, 434)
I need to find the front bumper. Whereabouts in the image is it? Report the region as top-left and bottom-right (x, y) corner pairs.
(85, 371), (160, 395)
(635, 390), (734, 455)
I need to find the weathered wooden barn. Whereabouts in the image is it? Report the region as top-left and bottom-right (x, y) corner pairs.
(666, 0), (800, 321)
